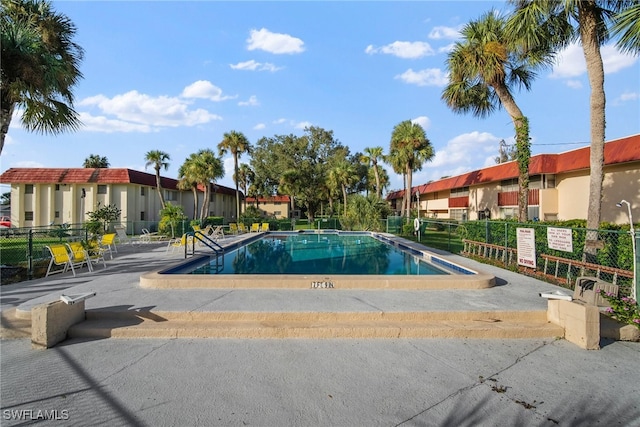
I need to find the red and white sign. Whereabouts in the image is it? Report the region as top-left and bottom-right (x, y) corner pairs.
(517, 228), (537, 268)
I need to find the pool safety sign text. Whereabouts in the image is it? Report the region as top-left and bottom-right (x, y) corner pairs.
(516, 227), (537, 268)
(311, 281), (334, 289)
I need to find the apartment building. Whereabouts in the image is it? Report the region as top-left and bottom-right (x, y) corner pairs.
(0, 168), (240, 231)
(386, 134), (640, 225)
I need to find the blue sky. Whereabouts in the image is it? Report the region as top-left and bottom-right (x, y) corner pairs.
(2, 1), (638, 195)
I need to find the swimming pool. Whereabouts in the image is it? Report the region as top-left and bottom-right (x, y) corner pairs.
(141, 231), (496, 290)
(191, 233), (451, 276)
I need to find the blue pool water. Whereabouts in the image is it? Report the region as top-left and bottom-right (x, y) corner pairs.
(189, 233), (453, 275)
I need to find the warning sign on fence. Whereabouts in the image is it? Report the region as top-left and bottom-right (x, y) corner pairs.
(547, 227), (573, 252)
(517, 228), (537, 268)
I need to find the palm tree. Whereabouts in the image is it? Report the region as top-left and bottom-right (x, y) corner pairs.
(177, 154), (201, 220)
(328, 160), (356, 216)
(235, 163), (254, 214)
(389, 120), (434, 219)
(506, 0), (634, 235)
(190, 149), (224, 222)
(144, 150), (170, 210)
(385, 147), (408, 217)
(612, 3), (640, 54)
(83, 154), (109, 168)
(443, 10), (552, 221)
(1, 0), (84, 155)
(361, 146), (385, 199)
(218, 130), (251, 221)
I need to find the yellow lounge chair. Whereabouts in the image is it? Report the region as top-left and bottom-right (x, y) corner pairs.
(229, 223), (238, 234)
(251, 223), (260, 232)
(100, 233), (117, 259)
(67, 241), (106, 272)
(238, 223), (248, 233)
(167, 234), (193, 253)
(45, 244), (77, 277)
(260, 223), (269, 232)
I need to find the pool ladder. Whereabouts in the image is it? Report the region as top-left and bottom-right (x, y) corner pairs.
(187, 231), (225, 273)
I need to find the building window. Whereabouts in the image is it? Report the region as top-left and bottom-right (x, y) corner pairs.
(140, 187), (145, 196)
(544, 175), (556, 189)
(274, 202), (281, 205)
(25, 211), (34, 221)
(55, 211), (60, 218)
(500, 179), (518, 192)
(449, 209), (468, 221)
(140, 211), (145, 221)
(528, 206), (540, 221)
(55, 184), (60, 191)
(500, 207), (517, 219)
(274, 211), (281, 216)
(25, 184), (34, 194)
(165, 190), (178, 202)
(97, 185), (107, 194)
(450, 187), (469, 197)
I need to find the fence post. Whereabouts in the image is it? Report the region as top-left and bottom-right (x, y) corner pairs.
(504, 222), (509, 266)
(634, 232), (639, 304)
(28, 229), (34, 280)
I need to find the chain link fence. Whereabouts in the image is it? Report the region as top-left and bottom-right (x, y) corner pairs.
(2, 218), (636, 297)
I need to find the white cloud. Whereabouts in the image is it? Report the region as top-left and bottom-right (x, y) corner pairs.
(619, 91), (639, 102)
(238, 96), (259, 107)
(294, 121), (312, 130)
(365, 41), (434, 59)
(79, 90), (222, 128)
(253, 123), (266, 130)
(565, 80), (582, 89)
(395, 68), (449, 86)
(429, 131), (499, 169)
(230, 60), (283, 72)
(222, 156), (234, 180)
(14, 160), (45, 168)
(551, 43), (638, 79)
(247, 28), (305, 54)
(181, 80), (235, 102)
(428, 26), (461, 40)
(412, 116), (431, 131)
(78, 112), (153, 133)
(273, 118), (287, 124)
(438, 43), (456, 54)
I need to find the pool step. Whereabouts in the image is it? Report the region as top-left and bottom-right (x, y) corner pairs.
(68, 310), (564, 340)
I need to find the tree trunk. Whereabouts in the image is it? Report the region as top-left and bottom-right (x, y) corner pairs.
(373, 162), (381, 199)
(191, 187), (198, 220)
(342, 184), (348, 216)
(580, 2), (606, 262)
(405, 165), (413, 219)
(234, 154), (240, 221)
(155, 167), (166, 210)
(0, 93), (14, 156)
(493, 84), (529, 221)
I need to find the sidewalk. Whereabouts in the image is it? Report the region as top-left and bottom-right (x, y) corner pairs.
(1, 240), (639, 426)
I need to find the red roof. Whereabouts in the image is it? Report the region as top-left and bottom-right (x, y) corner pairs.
(388, 134), (640, 199)
(0, 167), (237, 194)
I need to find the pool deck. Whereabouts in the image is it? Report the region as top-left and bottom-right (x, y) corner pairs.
(1, 235), (639, 425)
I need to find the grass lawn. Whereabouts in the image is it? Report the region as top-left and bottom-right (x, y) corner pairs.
(400, 228), (464, 254)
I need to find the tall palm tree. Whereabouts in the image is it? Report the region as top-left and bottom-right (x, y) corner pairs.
(361, 146), (385, 199)
(235, 163), (254, 214)
(385, 147), (408, 217)
(83, 154), (109, 168)
(443, 10), (552, 221)
(144, 150), (170, 210)
(177, 154), (201, 220)
(1, 0), (84, 155)
(190, 149), (224, 222)
(389, 120), (434, 219)
(328, 160), (356, 216)
(218, 130), (251, 221)
(506, 0), (634, 235)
